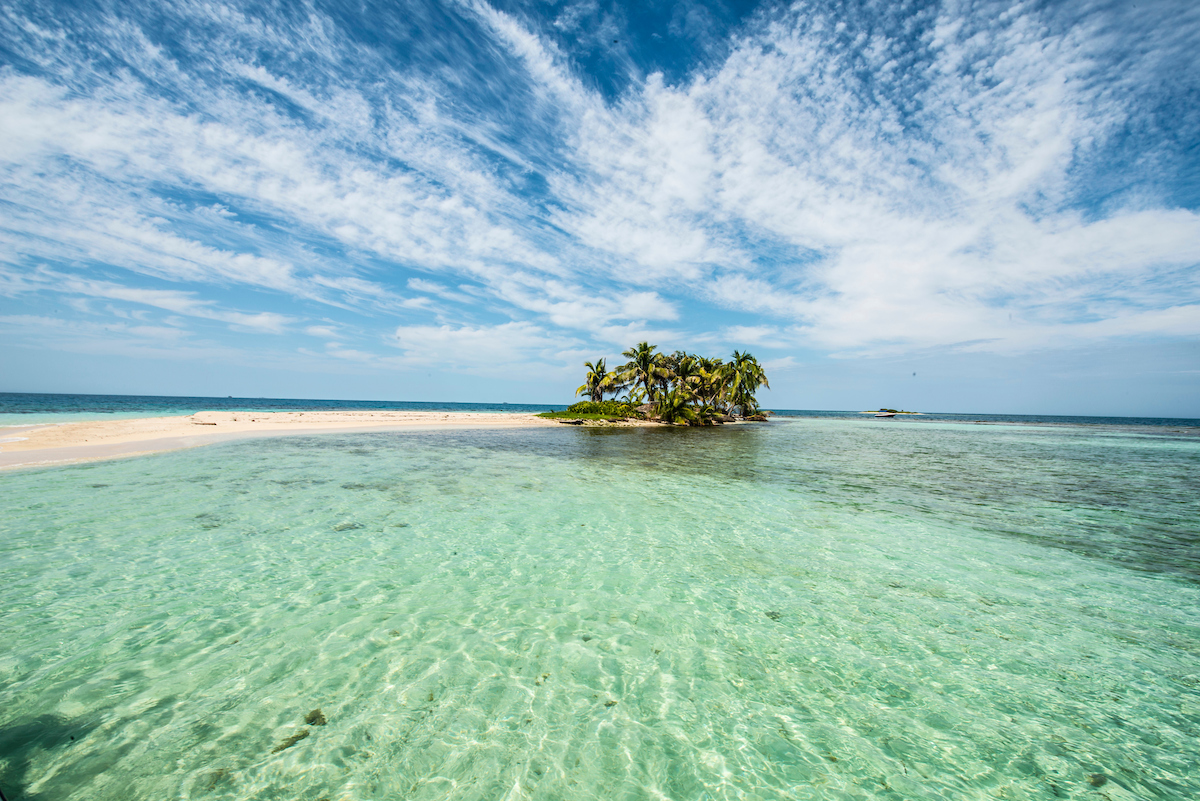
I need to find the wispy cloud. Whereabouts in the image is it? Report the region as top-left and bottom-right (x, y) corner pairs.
(9, 270), (295, 333)
(390, 320), (580, 375)
(538, 0), (1200, 354)
(0, 0), (1197, 398)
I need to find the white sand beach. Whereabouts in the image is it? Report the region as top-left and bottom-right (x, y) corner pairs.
(0, 410), (569, 470)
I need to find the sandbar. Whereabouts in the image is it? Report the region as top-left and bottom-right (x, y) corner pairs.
(0, 410), (570, 470)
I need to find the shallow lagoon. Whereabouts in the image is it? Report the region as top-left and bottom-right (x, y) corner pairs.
(2, 419), (1198, 800)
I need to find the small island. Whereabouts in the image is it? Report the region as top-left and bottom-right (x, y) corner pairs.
(540, 341), (770, 426)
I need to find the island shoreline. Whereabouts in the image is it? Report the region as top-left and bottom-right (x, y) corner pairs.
(0, 411), (572, 471)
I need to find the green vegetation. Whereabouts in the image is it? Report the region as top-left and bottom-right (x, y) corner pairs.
(537, 411), (629, 421)
(575, 359), (617, 402)
(566, 400), (643, 417)
(536, 400), (645, 421)
(556, 341), (771, 426)
(622, 342), (668, 404)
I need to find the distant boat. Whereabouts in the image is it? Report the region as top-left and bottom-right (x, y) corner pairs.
(874, 412), (896, 418)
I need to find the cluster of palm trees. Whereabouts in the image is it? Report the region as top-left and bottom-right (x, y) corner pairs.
(576, 342), (770, 424)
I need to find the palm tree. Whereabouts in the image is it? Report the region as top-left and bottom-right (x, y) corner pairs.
(655, 387), (698, 425)
(617, 383), (647, 405)
(729, 350), (770, 416)
(658, 351), (685, 391)
(575, 358), (615, 402)
(695, 357), (729, 410)
(619, 342), (667, 404)
(671, 354), (703, 399)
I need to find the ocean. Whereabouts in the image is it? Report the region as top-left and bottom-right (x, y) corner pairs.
(3, 391), (1197, 430)
(1, 395), (1198, 799)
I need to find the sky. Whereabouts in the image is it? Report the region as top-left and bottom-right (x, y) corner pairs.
(1, 0), (1198, 416)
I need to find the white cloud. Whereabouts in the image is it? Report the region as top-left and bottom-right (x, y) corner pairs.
(530, 0), (1200, 354)
(323, 343), (378, 363)
(761, 355), (799, 371)
(721, 325), (788, 348)
(0, 0), (1197, 376)
(390, 320), (578, 374)
(488, 276), (679, 331)
(0, 51), (550, 301)
(406, 278), (476, 305)
(42, 272), (295, 333)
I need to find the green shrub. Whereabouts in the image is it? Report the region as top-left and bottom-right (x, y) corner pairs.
(537, 411), (624, 420)
(566, 400), (640, 417)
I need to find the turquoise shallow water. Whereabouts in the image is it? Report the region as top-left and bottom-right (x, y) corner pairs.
(2, 419), (1198, 800)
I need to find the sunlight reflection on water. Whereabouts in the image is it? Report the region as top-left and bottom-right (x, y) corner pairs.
(1, 420), (1198, 799)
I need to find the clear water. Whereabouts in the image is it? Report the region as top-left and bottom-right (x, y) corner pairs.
(2, 420), (1198, 800)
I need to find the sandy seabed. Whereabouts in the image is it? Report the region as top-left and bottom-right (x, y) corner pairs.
(0, 410), (582, 470)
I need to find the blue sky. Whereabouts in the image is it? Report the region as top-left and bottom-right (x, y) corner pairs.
(1, 0), (1198, 416)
